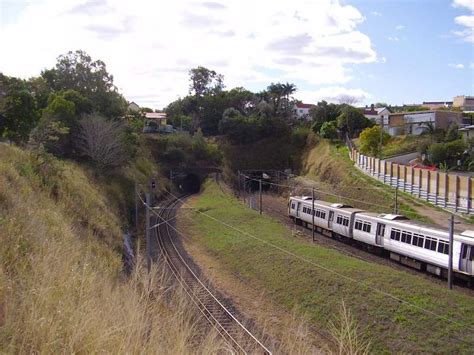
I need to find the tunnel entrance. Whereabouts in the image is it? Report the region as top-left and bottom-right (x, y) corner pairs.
(177, 173), (201, 194)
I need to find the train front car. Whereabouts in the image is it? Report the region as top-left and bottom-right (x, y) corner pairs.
(457, 231), (474, 278)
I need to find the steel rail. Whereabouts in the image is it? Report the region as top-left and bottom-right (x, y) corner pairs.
(155, 196), (272, 354)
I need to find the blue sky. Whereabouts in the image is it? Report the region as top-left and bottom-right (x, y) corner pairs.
(0, 0), (472, 108)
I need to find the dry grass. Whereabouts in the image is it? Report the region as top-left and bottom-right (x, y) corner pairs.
(328, 301), (371, 355)
(0, 144), (227, 354)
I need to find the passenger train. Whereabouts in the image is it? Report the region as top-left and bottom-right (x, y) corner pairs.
(288, 196), (474, 280)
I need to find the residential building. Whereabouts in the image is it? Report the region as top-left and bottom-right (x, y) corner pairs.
(421, 101), (452, 110)
(128, 101), (140, 112)
(453, 95), (474, 112)
(383, 110), (462, 136)
(363, 104), (391, 123)
(145, 112), (167, 125)
(293, 103), (315, 120)
(459, 125), (474, 141)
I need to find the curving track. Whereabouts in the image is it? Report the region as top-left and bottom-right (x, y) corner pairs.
(154, 195), (271, 354)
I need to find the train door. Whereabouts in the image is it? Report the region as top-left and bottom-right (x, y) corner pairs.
(375, 223), (385, 246)
(296, 202), (301, 217)
(328, 211), (334, 229)
(460, 244), (473, 274)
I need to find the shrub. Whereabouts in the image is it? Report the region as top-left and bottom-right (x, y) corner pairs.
(319, 121), (338, 140)
(359, 125), (390, 156)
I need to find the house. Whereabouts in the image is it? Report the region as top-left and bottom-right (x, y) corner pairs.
(383, 110), (463, 136)
(453, 95), (474, 112)
(363, 104), (391, 124)
(421, 101), (452, 110)
(128, 101), (140, 112)
(459, 125), (474, 141)
(145, 112), (167, 125)
(293, 103), (315, 120)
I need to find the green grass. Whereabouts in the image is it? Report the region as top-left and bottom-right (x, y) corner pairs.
(381, 135), (430, 158)
(186, 180), (474, 353)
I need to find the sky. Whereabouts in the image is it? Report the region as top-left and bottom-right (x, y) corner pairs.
(0, 0), (473, 109)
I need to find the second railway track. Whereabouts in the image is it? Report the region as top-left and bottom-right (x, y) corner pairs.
(154, 195), (271, 354)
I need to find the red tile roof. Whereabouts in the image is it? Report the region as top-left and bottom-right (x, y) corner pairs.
(295, 103), (315, 109)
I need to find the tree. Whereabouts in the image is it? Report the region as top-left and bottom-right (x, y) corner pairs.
(0, 76), (39, 143)
(359, 125), (390, 156)
(309, 100), (341, 133)
(188, 66), (224, 97)
(337, 94), (359, 105)
(445, 123), (460, 142)
(428, 139), (467, 167)
(319, 121), (338, 141)
(336, 106), (372, 138)
(42, 50), (126, 119)
(75, 114), (127, 169)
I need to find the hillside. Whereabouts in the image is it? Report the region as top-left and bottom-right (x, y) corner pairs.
(180, 180), (474, 353)
(0, 144), (225, 353)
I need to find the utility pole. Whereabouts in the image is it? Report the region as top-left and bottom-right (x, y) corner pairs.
(259, 179), (263, 214)
(312, 187), (315, 242)
(448, 214), (454, 290)
(134, 181), (138, 232)
(145, 191), (151, 273)
(394, 186), (398, 215)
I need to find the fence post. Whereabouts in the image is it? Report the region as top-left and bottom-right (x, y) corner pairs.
(445, 173), (448, 208)
(435, 172), (439, 205)
(377, 159), (381, 179)
(455, 175), (459, 212)
(396, 164), (400, 189)
(411, 167), (414, 194)
(426, 171), (430, 201)
(418, 169), (422, 198)
(468, 177), (472, 213)
(383, 161), (387, 183)
(403, 166), (407, 191)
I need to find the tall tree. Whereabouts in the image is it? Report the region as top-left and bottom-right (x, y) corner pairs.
(42, 50), (126, 119)
(0, 75), (39, 143)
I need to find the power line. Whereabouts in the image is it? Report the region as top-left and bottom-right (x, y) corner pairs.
(161, 189), (474, 336)
(241, 174), (395, 211)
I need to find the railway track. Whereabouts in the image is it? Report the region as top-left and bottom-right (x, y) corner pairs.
(154, 195), (271, 354)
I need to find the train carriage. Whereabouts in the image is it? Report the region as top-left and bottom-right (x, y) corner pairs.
(288, 195), (474, 280)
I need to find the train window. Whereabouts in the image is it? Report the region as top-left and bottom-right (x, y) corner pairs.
(355, 220), (362, 230)
(412, 234), (424, 248)
(343, 217), (349, 226)
(303, 207), (306, 213)
(316, 209), (326, 219)
(390, 228), (401, 241)
(401, 231), (412, 244)
(362, 222), (371, 233)
(437, 241), (449, 255)
(291, 203), (295, 209)
(336, 215), (342, 224)
(424, 237), (437, 251)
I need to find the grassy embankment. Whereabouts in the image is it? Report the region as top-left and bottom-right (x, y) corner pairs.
(183, 180), (474, 353)
(0, 144), (227, 353)
(300, 137), (439, 223)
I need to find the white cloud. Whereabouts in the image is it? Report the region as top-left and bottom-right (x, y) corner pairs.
(470, 62), (474, 69)
(452, 1), (474, 42)
(452, 0), (474, 12)
(371, 11), (382, 16)
(297, 86), (370, 104)
(387, 36), (399, 41)
(395, 25), (405, 30)
(0, 0), (377, 109)
(448, 63), (465, 69)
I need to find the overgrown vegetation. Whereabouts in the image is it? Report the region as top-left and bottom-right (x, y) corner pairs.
(182, 180), (474, 353)
(0, 144), (234, 353)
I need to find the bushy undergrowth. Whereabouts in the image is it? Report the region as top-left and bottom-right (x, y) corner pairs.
(0, 144), (225, 353)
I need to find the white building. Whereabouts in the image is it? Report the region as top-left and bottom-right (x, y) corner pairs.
(293, 103), (315, 121)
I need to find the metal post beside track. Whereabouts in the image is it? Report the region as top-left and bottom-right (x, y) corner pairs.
(145, 192), (151, 273)
(259, 179), (263, 215)
(448, 214), (454, 290)
(312, 187), (315, 242)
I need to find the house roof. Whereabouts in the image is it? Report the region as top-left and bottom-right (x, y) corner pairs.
(145, 112), (167, 119)
(295, 103), (315, 109)
(423, 101), (453, 105)
(458, 125), (474, 131)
